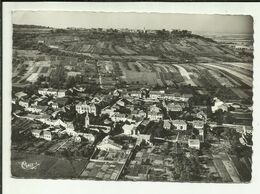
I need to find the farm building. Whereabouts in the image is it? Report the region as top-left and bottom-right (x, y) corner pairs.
(172, 120), (187, 131)
(188, 139), (200, 150)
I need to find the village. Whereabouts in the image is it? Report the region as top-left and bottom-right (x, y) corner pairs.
(10, 23), (253, 182)
(11, 83), (252, 182)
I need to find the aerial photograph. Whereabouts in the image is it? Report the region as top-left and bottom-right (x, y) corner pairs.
(11, 11), (253, 183)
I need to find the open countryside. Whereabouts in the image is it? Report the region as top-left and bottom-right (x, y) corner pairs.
(11, 18), (253, 183)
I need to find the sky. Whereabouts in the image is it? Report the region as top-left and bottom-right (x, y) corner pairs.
(12, 11), (253, 34)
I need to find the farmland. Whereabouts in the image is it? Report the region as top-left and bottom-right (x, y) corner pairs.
(12, 25), (253, 91)
(11, 151), (88, 178)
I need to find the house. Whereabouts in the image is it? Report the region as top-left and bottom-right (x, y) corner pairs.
(73, 86), (85, 93)
(57, 89), (66, 98)
(196, 111), (207, 121)
(149, 105), (161, 113)
(31, 130), (42, 138)
(38, 88), (58, 96)
(137, 134), (151, 143)
(113, 89), (121, 97)
(125, 104), (135, 111)
(33, 96), (45, 105)
(76, 101), (89, 114)
(18, 99), (30, 108)
(101, 107), (116, 117)
(52, 103), (59, 109)
(43, 131), (52, 141)
(82, 133), (95, 142)
(53, 119), (67, 128)
(131, 110), (146, 118)
(76, 101), (96, 115)
(211, 97), (228, 113)
(147, 111), (163, 121)
(97, 137), (123, 151)
(138, 110), (146, 118)
(164, 93), (190, 102)
(116, 99), (125, 107)
(199, 129), (204, 142)
(122, 124), (137, 135)
(37, 105), (49, 113)
(163, 120), (171, 130)
(149, 91), (164, 99)
(25, 105), (48, 114)
(129, 91), (141, 98)
(111, 113), (127, 122)
(167, 103), (182, 112)
(164, 94), (175, 100)
(126, 115), (135, 123)
(91, 97), (103, 104)
(140, 119), (150, 127)
(171, 120), (187, 130)
(74, 136), (81, 143)
(89, 103), (97, 116)
(47, 100), (54, 106)
(38, 88), (47, 96)
(36, 114), (52, 125)
(67, 71), (81, 77)
(48, 89), (58, 96)
(188, 139), (200, 150)
(15, 91), (28, 99)
(192, 120), (204, 129)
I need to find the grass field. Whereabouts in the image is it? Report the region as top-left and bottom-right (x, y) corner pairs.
(11, 151), (88, 179)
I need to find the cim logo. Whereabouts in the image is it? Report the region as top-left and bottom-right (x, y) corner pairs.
(20, 161), (40, 170)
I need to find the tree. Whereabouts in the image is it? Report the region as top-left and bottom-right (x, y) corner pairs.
(66, 76), (76, 88)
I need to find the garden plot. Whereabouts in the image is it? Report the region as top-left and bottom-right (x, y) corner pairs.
(154, 63), (169, 73)
(138, 62), (154, 72)
(197, 63), (241, 87)
(107, 42), (118, 55)
(217, 62), (253, 77)
(123, 70), (159, 86)
(127, 62), (140, 72)
(203, 63), (252, 87)
(95, 42), (106, 53)
(81, 44), (93, 53)
(208, 69), (234, 87)
(135, 61), (148, 72)
(16, 49), (40, 59)
(231, 88), (249, 99)
(222, 160), (241, 183)
(173, 64), (197, 86)
(213, 158), (233, 182)
(223, 62), (253, 72)
(114, 45), (136, 55)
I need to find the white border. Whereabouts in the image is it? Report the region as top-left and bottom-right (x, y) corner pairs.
(3, 2), (260, 194)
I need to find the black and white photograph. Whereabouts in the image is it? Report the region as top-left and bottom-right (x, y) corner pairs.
(3, 1), (260, 194)
(8, 10), (255, 184)
(9, 10), (254, 183)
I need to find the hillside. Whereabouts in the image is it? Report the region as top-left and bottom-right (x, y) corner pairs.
(12, 25), (253, 89)
(13, 25), (253, 63)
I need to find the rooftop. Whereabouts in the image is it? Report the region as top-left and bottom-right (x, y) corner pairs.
(172, 120), (186, 125)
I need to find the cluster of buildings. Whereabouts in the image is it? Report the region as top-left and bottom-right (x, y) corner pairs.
(12, 84), (253, 181)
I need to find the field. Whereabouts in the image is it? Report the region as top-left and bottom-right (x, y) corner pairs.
(11, 151), (88, 178)
(12, 25), (253, 89)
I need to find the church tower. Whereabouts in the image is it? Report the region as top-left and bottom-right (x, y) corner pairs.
(85, 112), (90, 128)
